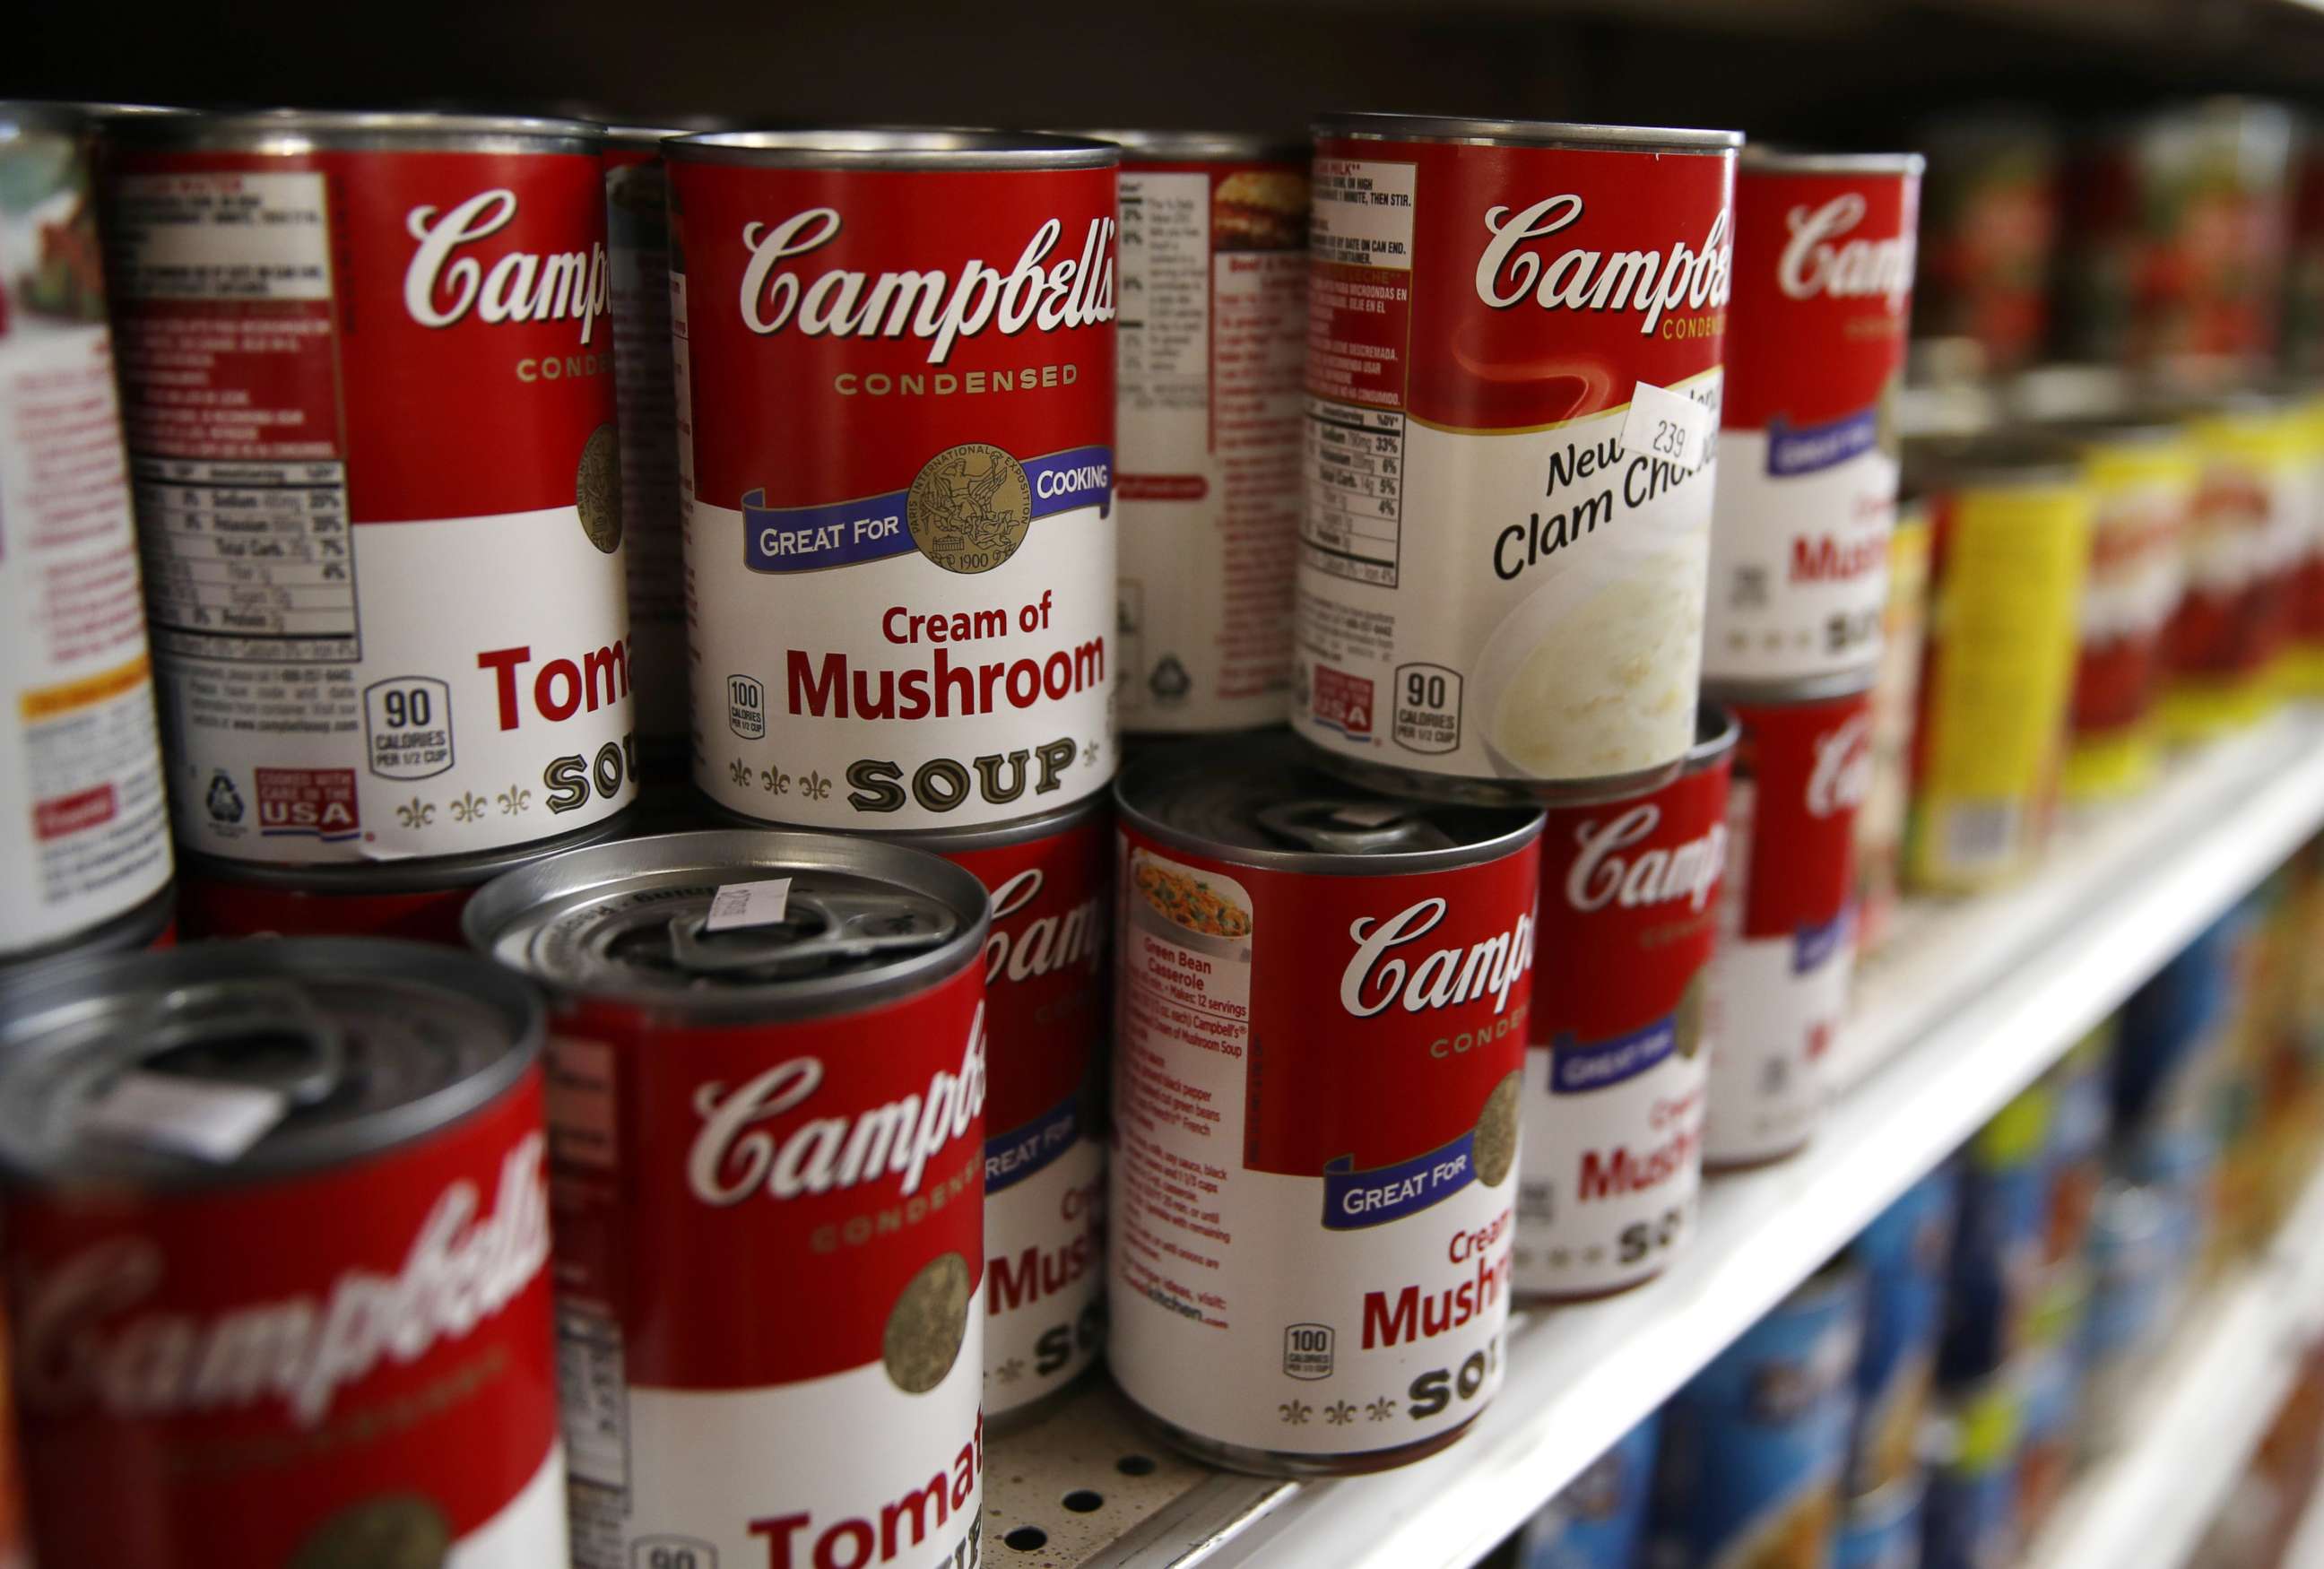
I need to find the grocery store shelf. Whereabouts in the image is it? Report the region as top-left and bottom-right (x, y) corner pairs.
(983, 708), (2324, 1569)
(2025, 1157), (2324, 1569)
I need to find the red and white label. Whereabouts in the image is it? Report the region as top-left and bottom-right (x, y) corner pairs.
(1115, 157), (1307, 732)
(606, 144), (688, 758)
(1518, 748), (1730, 1297)
(1291, 134), (1733, 786)
(1706, 165), (1919, 682)
(0, 120), (173, 956)
(2073, 458), (2190, 745)
(672, 156), (1119, 829)
(9, 1068), (565, 1566)
(545, 962), (987, 1568)
(1705, 691), (1869, 1166)
(2169, 435), (2312, 684)
(932, 810), (1111, 1417)
(104, 144), (635, 866)
(1110, 823), (1538, 1455)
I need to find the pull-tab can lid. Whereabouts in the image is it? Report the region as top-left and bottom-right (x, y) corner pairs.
(463, 829), (990, 1022)
(0, 939), (541, 1189)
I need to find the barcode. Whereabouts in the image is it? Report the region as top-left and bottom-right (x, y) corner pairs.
(1944, 802), (2020, 869)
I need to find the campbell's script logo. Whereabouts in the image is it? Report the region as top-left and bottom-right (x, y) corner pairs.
(986, 869), (1105, 986)
(1777, 193), (1914, 311)
(736, 209), (1118, 364)
(1565, 805), (1727, 915)
(404, 190), (610, 343)
(1474, 196), (1733, 334)
(22, 1136), (551, 1429)
(1807, 714), (1875, 819)
(688, 1006), (987, 1205)
(1340, 898), (1533, 1019)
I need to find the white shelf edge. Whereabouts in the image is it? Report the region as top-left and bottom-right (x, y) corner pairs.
(2025, 1156), (2324, 1569)
(1087, 709), (2324, 1569)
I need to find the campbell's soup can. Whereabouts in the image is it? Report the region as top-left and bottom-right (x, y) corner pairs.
(1515, 705), (1733, 1300)
(2056, 418), (2194, 801)
(1648, 1261), (1864, 1569)
(894, 800), (1110, 1422)
(1914, 114), (2059, 374)
(2288, 391), (2324, 695)
(2164, 397), (2311, 737)
(1848, 1163), (1960, 1497)
(1513, 1413), (1661, 1569)
(1853, 500), (1929, 958)
(1101, 130), (1308, 733)
(605, 126), (689, 768)
(101, 111), (637, 864)
(465, 829), (989, 1567)
(175, 809), (633, 941)
(1706, 151), (1921, 687)
(1704, 676), (1872, 1169)
(0, 104), (175, 967)
(0, 939), (563, 1567)
(668, 130), (1120, 831)
(1110, 733), (1542, 1473)
(1904, 437), (2091, 895)
(1292, 113), (1739, 801)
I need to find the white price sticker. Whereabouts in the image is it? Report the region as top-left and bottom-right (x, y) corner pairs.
(706, 877), (793, 932)
(1622, 380), (1714, 472)
(82, 1071), (291, 1163)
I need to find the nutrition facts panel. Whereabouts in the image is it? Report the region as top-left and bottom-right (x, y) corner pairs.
(134, 457), (360, 663)
(1119, 170), (1209, 412)
(1304, 398), (1404, 586)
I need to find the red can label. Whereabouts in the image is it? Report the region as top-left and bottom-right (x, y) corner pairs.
(932, 811), (1110, 1417)
(1517, 750), (1730, 1296)
(105, 142), (637, 864)
(1109, 824), (1538, 1455)
(1290, 133), (1733, 787)
(177, 868), (477, 943)
(545, 964), (987, 1568)
(1706, 691), (1869, 1166)
(672, 155), (1119, 830)
(9, 1070), (563, 1566)
(1706, 164), (1918, 682)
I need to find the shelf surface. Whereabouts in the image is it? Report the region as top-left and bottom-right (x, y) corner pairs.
(2025, 1155), (2324, 1569)
(982, 708), (2324, 1569)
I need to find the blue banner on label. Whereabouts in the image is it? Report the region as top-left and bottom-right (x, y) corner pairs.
(1767, 409), (1880, 477)
(984, 1090), (1082, 1194)
(741, 445), (1113, 574)
(1793, 907), (1851, 974)
(1322, 1128), (1478, 1230)
(1552, 1015), (1679, 1095)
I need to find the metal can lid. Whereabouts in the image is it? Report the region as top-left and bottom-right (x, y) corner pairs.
(463, 828), (989, 1021)
(0, 101), (182, 135)
(1115, 732), (1542, 875)
(179, 808), (637, 897)
(1687, 700), (1742, 770)
(668, 127), (1118, 171)
(100, 108), (603, 154)
(1066, 128), (1307, 163)
(0, 939), (541, 1190)
(1739, 147), (1924, 176)
(1313, 111), (1741, 155)
(1703, 666), (1880, 710)
(1906, 429), (2084, 490)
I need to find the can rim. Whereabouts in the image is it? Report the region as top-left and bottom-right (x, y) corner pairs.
(100, 108), (603, 153)
(1312, 111), (1742, 154)
(179, 808), (639, 896)
(461, 828), (991, 1020)
(877, 794), (1108, 856)
(1114, 740), (1545, 877)
(1064, 127), (1308, 163)
(1688, 700), (1742, 768)
(1701, 668), (1880, 707)
(668, 127), (1119, 170)
(0, 938), (542, 1189)
(0, 100), (179, 134)
(1740, 147), (1925, 176)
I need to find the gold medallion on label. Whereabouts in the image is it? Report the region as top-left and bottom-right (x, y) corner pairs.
(907, 444), (1032, 575)
(290, 1495), (453, 1569)
(1475, 1070), (1522, 1187)
(577, 422), (624, 554)
(884, 1249), (973, 1393)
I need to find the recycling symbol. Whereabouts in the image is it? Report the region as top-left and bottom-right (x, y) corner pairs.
(1149, 655), (1192, 703)
(205, 771), (245, 825)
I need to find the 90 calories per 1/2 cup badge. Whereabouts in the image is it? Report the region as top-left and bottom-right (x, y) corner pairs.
(1293, 116), (1739, 797)
(668, 132), (1122, 832)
